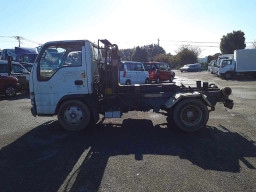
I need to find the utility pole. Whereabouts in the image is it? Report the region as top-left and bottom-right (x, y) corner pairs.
(15, 36), (21, 47)
(157, 38), (160, 46)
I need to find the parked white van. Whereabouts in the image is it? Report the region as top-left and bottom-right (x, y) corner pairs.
(119, 61), (149, 85)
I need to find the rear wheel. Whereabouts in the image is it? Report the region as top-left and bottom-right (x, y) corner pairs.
(172, 99), (209, 132)
(156, 77), (160, 84)
(58, 100), (91, 131)
(5, 86), (16, 98)
(125, 80), (131, 85)
(224, 72), (232, 80)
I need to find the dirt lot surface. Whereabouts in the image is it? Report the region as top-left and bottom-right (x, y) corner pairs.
(0, 71), (256, 192)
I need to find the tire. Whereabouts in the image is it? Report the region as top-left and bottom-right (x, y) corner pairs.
(156, 77), (160, 84)
(172, 98), (209, 132)
(5, 86), (16, 98)
(224, 72), (232, 80)
(145, 78), (149, 84)
(125, 80), (131, 85)
(57, 100), (91, 131)
(170, 76), (174, 82)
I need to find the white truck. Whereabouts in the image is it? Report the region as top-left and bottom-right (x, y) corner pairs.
(218, 49), (256, 79)
(29, 39), (234, 132)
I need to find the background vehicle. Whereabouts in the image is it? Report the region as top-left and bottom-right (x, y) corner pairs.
(218, 49), (256, 79)
(144, 62), (175, 83)
(119, 61), (149, 85)
(0, 75), (19, 97)
(215, 54), (234, 75)
(20, 63), (33, 72)
(0, 60), (30, 90)
(208, 60), (216, 73)
(30, 39), (233, 133)
(1, 49), (17, 61)
(15, 47), (38, 63)
(180, 63), (201, 72)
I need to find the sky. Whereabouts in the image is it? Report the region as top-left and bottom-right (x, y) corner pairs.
(0, 0), (256, 57)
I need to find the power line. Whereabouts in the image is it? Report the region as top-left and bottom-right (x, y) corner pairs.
(0, 36), (42, 46)
(162, 40), (254, 44)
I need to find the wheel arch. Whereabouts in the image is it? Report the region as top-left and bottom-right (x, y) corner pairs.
(165, 92), (213, 110)
(55, 94), (99, 123)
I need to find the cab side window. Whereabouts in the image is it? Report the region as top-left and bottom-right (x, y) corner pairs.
(39, 45), (82, 81)
(227, 60), (232, 65)
(135, 63), (144, 71)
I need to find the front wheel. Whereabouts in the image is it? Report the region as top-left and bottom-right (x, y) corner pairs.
(172, 99), (209, 132)
(169, 76), (174, 82)
(58, 100), (91, 131)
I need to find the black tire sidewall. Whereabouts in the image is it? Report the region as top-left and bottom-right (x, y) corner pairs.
(225, 72), (232, 80)
(173, 99), (209, 132)
(170, 76), (174, 82)
(125, 80), (131, 85)
(58, 100), (91, 131)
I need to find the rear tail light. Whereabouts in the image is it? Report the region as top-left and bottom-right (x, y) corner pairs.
(123, 68), (126, 77)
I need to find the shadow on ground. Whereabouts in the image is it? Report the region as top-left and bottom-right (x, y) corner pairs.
(0, 93), (29, 101)
(0, 119), (256, 192)
(224, 75), (256, 82)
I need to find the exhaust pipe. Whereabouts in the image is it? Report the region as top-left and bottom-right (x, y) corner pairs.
(221, 87), (232, 96)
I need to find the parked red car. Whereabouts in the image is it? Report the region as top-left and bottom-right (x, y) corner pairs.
(144, 62), (175, 83)
(0, 75), (19, 97)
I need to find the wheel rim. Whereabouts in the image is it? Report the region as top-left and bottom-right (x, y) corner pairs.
(180, 105), (202, 126)
(6, 87), (15, 97)
(63, 106), (85, 125)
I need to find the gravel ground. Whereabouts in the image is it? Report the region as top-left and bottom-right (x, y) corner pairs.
(0, 71), (256, 192)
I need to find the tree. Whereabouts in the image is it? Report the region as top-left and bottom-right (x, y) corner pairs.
(220, 30), (246, 54)
(119, 48), (134, 61)
(144, 44), (166, 61)
(175, 45), (201, 65)
(132, 46), (148, 62)
(207, 53), (221, 62)
(252, 41), (256, 48)
(154, 54), (171, 63)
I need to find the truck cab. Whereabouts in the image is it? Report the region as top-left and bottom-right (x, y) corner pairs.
(218, 59), (235, 79)
(30, 40), (99, 115)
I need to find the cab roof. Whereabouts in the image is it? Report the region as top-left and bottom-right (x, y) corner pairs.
(44, 40), (97, 47)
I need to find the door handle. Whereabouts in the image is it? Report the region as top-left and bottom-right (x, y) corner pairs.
(74, 80), (83, 85)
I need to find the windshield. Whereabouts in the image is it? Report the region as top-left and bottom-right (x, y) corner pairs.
(24, 65), (33, 72)
(23, 54), (38, 63)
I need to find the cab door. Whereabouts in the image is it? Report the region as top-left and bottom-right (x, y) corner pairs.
(33, 42), (89, 115)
